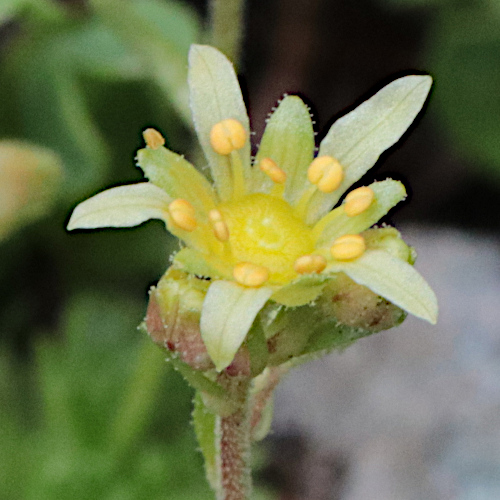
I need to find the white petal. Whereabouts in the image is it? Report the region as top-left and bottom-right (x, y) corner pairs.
(200, 281), (272, 372)
(327, 249), (438, 324)
(188, 44), (251, 201)
(308, 75), (432, 223)
(67, 183), (171, 230)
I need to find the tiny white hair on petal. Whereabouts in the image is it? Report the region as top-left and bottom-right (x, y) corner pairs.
(67, 183), (171, 230)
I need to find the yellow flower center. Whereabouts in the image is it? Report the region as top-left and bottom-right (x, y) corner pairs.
(218, 193), (315, 284)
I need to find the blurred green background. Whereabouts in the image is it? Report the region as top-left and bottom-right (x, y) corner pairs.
(1, 0), (499, 498)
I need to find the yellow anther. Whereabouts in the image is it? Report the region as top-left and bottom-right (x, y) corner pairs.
(233, 262), (270, 287)
(330, 234), (366, 261)
(344, 187), (375, 217)
(259, 157), (287, 184)
(209, 209), (230, 242)
(307, 156), (343, 193)
(168, 199), (197, 232)
(294, 254), (327, 274)
(143, 128), (165, 149)
(210, 119), (246, 155)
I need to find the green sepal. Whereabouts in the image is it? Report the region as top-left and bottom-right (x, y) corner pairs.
(245, 321), (269, 378)
(265, 306), (319, 366)
(165, 352), (226, 400)
(188, 44), (251, 201)
(173, 248), (224, 279)
(363, 227), (413, 262)
(313, 179), (407, 246)
(137, 146), (217, 214)
(192, 391), (221, 492)
(271, 274), (329, 307)
(252, 95), (315, 202)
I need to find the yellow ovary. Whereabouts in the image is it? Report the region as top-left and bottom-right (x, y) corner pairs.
(217, 193), (315, 283)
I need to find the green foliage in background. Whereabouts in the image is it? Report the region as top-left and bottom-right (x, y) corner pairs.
(0, 292), (214, 500)
(381, 0), (500, 181)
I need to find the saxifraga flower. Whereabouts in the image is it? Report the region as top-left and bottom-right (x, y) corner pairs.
(68, 44), (437, 372)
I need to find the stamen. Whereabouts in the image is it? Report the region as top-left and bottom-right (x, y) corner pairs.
(210, 119), (246, 155)
(307, 156), (343, 193)
(233, 262), (270, 287)
(330, 234), (366, 261)
(294, 254), (327, 274)
(259, 157), (287, 184)
(209, 209), (230, 242)
(168, 199), (197, 232)
(344, 187), (375, 217)
(143, 128), (165, 149)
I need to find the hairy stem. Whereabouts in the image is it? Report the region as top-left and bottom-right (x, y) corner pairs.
(209, 0), (246, 65)
(216, 376), (252, 500)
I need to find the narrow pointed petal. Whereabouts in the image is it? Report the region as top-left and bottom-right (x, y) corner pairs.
(327, 249), (438, 324)
(253, 96), (314, 201)
(67, 183), (170, 230)
(200, 281), (272, 371)
(188, 45), (251, 201)
(307, 75), (432, 223)
(313, 179), (407, 246)
(137, 146), (217, 214)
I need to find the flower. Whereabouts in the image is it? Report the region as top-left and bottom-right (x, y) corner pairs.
(67, 44), (437, 372)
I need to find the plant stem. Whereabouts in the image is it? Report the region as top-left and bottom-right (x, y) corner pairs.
(209, 0), (246, 65)
(216, 376), (252, 500)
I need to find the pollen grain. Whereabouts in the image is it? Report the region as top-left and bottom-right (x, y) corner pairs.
(294, 254), (327, 274)
(168, 199), (197, 232)
(210, 119), (246, 155)
(233, 262), (270, 287)
(143, 128), (165, 149)
(344, 187), (375, 217)
(330, 234), (366, 261)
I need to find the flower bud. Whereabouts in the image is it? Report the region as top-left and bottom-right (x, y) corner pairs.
(316, 274), (406, 332)
(145, 268), (250, 375)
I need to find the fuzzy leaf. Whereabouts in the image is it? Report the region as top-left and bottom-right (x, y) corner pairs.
(200, 281), (272, 371)
(308, 75), (432, 222)
(253, 95), (315, 202)
(313, 179), (407, 246)
(67, 183), (170, 230)
(188, 44), (251, 201)
(327, 249), (438, 324)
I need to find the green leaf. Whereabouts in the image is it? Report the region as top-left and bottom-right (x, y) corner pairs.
(67, 183), (171, 230)
(308, 75), (432, 223)
(137, 146), (217, 214)
(65, 21), (144, 81)
(188, 44), (251, 201)
(200, 281), (272, 371)
(253, 95), (315, 202)
(429, 5), (500, 179)
(313, 179), (407, 246)
(327, 249), (438, 323)
(192, 392), (221, 492)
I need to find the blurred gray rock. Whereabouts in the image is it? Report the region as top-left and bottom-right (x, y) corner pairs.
(272, 227), (500, 500)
